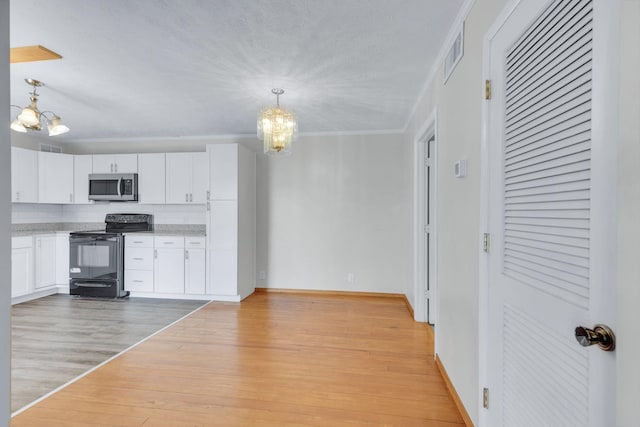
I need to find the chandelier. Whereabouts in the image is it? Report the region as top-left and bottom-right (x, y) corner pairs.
(10, 78), (69, 136)
(257, 88), (297, 155)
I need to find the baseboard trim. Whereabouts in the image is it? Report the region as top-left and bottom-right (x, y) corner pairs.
(436, 355), (474, 427)
(255, 287), (404, 299)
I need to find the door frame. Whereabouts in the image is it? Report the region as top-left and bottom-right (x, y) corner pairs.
(478, 0), (621, 425)
(413, 108), (439, 334)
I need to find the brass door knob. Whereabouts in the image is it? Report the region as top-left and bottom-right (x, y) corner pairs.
(574, 324), (615, 351)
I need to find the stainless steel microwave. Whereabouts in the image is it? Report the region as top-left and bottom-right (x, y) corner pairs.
(88, 173), (138, 201)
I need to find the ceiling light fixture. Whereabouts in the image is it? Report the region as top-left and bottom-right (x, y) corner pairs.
(257, 88), (297, 155)
(10, 78), (69, 136)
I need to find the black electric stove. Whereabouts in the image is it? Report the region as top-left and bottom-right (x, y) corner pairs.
(69, 213), (153, 298)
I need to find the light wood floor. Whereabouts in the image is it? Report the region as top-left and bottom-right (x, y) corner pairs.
(12, 292), (465, 426)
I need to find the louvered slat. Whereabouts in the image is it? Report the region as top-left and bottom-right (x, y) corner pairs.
(503, 0), (593, 312)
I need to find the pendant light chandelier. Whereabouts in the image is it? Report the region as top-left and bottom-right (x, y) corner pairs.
(10, 78), (69, 136)
(257, 88), (297, 155)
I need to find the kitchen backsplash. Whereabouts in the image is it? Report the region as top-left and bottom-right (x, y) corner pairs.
(12, 203), (206, 225)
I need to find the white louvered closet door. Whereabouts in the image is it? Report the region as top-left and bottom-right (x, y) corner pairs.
(486, 0), (617, 426)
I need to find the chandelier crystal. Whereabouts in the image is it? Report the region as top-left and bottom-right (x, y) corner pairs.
(10, 78), (69, 136)
(257, 88), (297, 155)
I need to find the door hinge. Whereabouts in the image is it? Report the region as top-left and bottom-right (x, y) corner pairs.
(485, 80), (491, 100)
(425, 290), (430, 299)
(424, 157), (432, 167)
(424, 224), (430, 234)
(483, 387), (489, 409)
(483, 233), (490, 253)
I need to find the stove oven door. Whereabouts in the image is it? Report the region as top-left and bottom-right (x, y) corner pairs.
(69, 233), (125, 297)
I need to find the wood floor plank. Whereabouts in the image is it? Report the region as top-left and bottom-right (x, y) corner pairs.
(12, 292), (465, 426)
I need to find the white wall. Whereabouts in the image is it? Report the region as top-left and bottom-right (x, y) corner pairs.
(0, 0), (11, 423)
(616, 0), (640, 425)
(404, 0), (508, 423)
(256, 133), (412, 293)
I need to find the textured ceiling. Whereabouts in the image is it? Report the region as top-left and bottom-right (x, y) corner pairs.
(9, 0), (465, 142)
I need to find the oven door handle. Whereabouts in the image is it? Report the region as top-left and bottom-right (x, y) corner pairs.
(117, 177), (123, 198)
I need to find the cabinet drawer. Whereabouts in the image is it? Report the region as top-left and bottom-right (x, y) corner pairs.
(185, 236), (205, 249)
(125, 247), (154, 270)
(12, 236), (33, 249)
(154, 236), (185, 248)
(125, 235), (154, 248)
(124, 270), (154, 292)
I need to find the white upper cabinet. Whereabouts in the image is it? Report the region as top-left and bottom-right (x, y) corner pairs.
(11, 146), (38, 203)
(192, 154), (208, 204)
(38, 151), (74, 204)
(208, 144), (238, 200)
(73, 155), (93, 204)
(165, 152), (207, 204)
(92, 153), (138, 173)
(137, 153), (166, 204)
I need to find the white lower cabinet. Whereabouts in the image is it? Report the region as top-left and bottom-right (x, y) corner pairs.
(55, 233), (70, 287)
(34, 235), (57, 290)
(124, 235), (154, 292)
(185, 237), (206, 294)
(12, 237), (33, 298)
(154, 236), (185, 294)
(124, 234), (206, 297)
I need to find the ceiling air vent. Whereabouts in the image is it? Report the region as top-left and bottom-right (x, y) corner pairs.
(444, 23), (464, 83)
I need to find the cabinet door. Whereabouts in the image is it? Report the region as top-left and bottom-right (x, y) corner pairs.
(11, 147), (38, 203)
(207, 200), (238, 295)
(55, 233), (70, 286)
(154, 248), (185, 293)
(185, 248), (206, 294)
(73, 155), (93, 204)
(39, 152), (74, 204)
(138, 153), (166, 204)
(207, 144), (238, 200)
(165, 153), (192, 204)
(113, 154), (138, 173)
(12, 246), (33, 298)
(35, 236), (57, 289)
(92, 154), (115, 173)
(191, 153), (208, 204)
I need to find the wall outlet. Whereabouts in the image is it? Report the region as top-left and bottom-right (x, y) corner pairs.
(258, 270), (267, 280)
(347, 273), (355, 283)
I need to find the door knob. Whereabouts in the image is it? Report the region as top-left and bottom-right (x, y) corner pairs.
(574, 324), (615, 351)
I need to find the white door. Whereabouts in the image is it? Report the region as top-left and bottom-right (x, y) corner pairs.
(485, 1), (617, 426)
(423, 135), (435, 324)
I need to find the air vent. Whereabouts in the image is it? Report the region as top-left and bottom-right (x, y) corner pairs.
(444, 23), (465, 83)
(40, 143), (61, 153)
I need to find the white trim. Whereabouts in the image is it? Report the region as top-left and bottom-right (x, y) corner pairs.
(413, 107), (439, 351)
(478, 1), (523, 426)
(10, 299), (213, 417)
(61, 129), (405, 145)
(403, 0), (478, 132)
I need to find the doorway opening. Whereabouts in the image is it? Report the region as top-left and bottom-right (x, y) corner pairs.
(414, 114), (437, 329)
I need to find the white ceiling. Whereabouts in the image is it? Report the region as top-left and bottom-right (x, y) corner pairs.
(9, 0), (465, 142)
